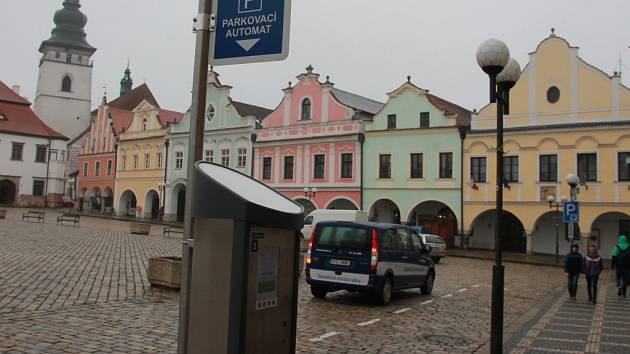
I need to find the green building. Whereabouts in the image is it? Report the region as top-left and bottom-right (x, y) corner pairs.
(363, 78), (470, 247)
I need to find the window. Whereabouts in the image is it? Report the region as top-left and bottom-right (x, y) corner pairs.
(11, 142), (23, 160)
(316, 225), (371, 250)
(379, 154), (392, 179)
(107, 160), (113, 176)
(221, 149), (230, 167)
(55, 51), (61, 59)
(301, 98), (311, 120)
(206, 105), (215, 122)
(504, 156), (519, 183)
(32, 180), (45, 197)
(132, 154), (138, 169)
(539, 154), (558, 182)
(175, 151), (184, 169)
(439, 152), (453, 179)
(77, 55), (83, 63)
(95, 161), (100, 176)
(35, 145), (47, 163)
(204, 149), (214, 163)
(420, 112), (430, 128)
(387, 114), (396, 129)
(237, 148), (247, 168)
(49, 149), (58, 161)
(283, 156), (294, 180)
(121, 155), (127, 169)
(144, 153), (150, 169)
(619, 152), (630, 182)
(156, 152), (163, 168)
(91, 139), (96, 152)
(409, 153), (423, 179)
(61, 75), (72, 92)
(341, 153), (353, 179)
(577, 153), (597, 182)
(547, 86), (560, 103)
(60, 150), (65, 161)
(396, 229), (414, 251)
(142, 119), (148, 131)
(313, 154), (325, 179)
(83, 162), (88, 177)
(470, 157), (487, 183)
(262, 157), (272, 179)
(102, 137), (107, 150)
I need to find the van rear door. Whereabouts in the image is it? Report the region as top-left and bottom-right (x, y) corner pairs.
(309, 224), (372, 286)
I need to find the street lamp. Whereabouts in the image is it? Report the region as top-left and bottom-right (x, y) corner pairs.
(476, 38), (521, 354)
(566, 173), (580, 242)
(547, 195), (568, 263)
(303, 187), (317, 201)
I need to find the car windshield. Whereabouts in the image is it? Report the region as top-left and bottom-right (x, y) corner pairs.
(316, 225), (371, 250)
(426, 235), (444, 244)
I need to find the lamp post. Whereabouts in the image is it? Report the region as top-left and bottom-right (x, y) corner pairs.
(566, 173), (580, 242)
(303, 187), (317, 201)
(547, 195), (568, 263)
(476, 38), (521, 354)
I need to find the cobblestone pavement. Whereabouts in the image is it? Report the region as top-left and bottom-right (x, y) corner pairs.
(508, 271), (630, 354)
(0, 210), (568, 353)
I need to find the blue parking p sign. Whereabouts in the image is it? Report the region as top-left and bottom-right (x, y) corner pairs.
(563, 201), (579, 223)
(210, 0), (292, 66)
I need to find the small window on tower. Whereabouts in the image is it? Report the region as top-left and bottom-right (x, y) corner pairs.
(61, 76), (72, 92)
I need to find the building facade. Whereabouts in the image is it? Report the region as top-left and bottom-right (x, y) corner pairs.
(114, 99), (183, 218)
(164, 70), (271, 222)
(254, 66), (383, 214)
(364, 79), (470, 247)
(463, 33), (630, 258)
(0, 81), (68, 207)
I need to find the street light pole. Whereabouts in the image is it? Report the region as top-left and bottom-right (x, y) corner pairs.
(547, 195), (567, 263)
(566, 174), (580, 243)
(476, 39), (520, 354)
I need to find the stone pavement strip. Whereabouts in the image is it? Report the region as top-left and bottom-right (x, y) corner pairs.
(508, 272), (630, 353)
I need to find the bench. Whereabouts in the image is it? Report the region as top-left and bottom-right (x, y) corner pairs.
(57, 213), (80, 227)
(22, 211), (45, 223)
(163, 227), (184, 237)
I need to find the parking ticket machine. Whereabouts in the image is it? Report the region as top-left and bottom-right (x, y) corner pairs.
(186, 162), (304, 354)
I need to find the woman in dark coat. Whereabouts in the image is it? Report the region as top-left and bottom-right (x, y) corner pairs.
(584, 244), (604, 304)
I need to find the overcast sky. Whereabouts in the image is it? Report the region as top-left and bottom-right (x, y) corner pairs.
(2, 0), (629, 113)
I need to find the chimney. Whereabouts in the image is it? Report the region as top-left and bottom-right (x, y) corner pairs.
(11, 85), (21, 95)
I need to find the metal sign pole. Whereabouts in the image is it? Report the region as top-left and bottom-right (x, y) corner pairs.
(178, 0), (213, 352)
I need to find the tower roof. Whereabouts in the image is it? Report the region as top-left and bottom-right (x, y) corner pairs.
(39, 0), (96, 54)
(120, 63), (133, 96)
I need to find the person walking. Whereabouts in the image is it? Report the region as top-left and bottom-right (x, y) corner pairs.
(564, 243), (584, 301)
(584, 244), (603, 304)
(612, 235), (630, 298)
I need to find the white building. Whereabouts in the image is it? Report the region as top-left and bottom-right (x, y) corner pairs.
(0, 81), (68, 207)
(33, 0), (96, 141)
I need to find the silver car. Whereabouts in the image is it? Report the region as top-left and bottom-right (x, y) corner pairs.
(420, 234), (447, 263)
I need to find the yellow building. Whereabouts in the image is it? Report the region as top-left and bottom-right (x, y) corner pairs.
(114, 100), (183, 219)
(464, 32), (630, 258)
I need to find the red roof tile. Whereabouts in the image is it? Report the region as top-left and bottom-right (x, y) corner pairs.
(0, 81), (67, 140)
(91, 84), (160, 117)
(109, 107), (134, 135)
(157, 109), (184, 127)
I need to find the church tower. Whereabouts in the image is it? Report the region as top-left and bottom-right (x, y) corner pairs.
(120, 63), (133, 96)
(33, 0), (96, 140)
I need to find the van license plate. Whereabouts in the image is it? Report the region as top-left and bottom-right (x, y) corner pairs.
(330, 259), (351, 266)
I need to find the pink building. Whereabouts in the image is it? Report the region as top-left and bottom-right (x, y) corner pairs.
(254, 66), (383, 214)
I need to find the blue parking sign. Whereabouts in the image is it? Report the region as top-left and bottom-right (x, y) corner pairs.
(210, 0), (292, 66)
(563, 201), (579, 223)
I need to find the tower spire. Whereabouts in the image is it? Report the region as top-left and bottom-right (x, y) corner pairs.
(120, 61), (133, 96)
(40, 0), (96, 55)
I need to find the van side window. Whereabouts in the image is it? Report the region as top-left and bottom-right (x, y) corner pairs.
(304, 216), (313, 225)
(411, 233), (423, 252)
(380, 230), (398, 251)
(397, 229), (414, 251)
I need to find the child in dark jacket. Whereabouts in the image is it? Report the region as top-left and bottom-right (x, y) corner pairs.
(584, 244), (604, 304)
(564, 243), (584, 301)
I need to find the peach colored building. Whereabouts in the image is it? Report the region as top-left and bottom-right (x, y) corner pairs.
(253, 66), (383, 215)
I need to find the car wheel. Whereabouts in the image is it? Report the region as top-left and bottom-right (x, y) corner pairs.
(421, 272), (434, 295)
(376, 277), (393, 305)
(432, 257), (441, 264)
(311, 286), (327, 299)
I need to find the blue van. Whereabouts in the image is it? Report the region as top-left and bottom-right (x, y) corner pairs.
(304, 221), (435, 305)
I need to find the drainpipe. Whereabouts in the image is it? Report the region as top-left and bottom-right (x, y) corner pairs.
(250, 132), (257, 177)
(163, 140), (170, 208)
(459, 127), (467, 248)
(44, 138), (52, 208)
(358, 132), (365, 211)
